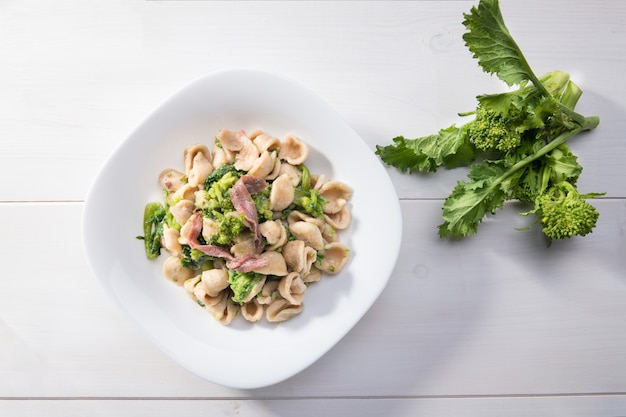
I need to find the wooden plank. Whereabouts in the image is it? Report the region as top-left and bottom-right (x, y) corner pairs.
(2, 396), (626, 417)
(1, 200), (625, 398)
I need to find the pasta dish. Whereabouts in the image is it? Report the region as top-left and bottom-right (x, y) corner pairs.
(138, 129), (352, 325)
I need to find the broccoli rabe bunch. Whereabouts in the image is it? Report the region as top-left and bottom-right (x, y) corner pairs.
(375, 0), (604, 244)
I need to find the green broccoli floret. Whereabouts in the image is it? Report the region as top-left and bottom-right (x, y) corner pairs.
(469, 71), (575, 154)
(204, 164), (241, 189)
(279, 163), (328, 219)
(206, 212), (246, 246)
(200, 170), (240, 215)
(530, 181), (603, 241)
(469, 105), (524, 153)
(228, 270), (264, 304)
(292, 187), (328, 219)
(252, 187), (273, 222)
(180, 245), (214, 270)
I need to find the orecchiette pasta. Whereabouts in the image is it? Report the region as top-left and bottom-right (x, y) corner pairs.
(170, 199), (195, 227)
(241, 298), (264, 322)
(278, 272), (306, 305)
(282, 240), (316, 275)
(184, 144), (213, 187)
(201, 268), (229, 297)
(269, 174), (295, 211)
(258, 220), (288, 251)
(162, 224), (182, 256)
(247, 150), (275, 179)
(162, 255), (196, 285)
(279, 134), (309, 165)
(266, 297), (304, 323)
(319, 180), (352, 215)
(140, 128), (353, 325)
(289, 221), (324, 250)
(158, 169), (186, 193)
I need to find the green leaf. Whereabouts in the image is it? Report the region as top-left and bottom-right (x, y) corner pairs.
(544, 145), (582, 184)
(462, 0), (544, 91)
(419, 125), (475, 168)
(375, 126), (474, 174)
(375, 136), (437, 173)
(438, 163), (508, 238)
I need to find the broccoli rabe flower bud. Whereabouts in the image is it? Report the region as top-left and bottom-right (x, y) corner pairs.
(470, 106), (523, 153)
(534, 181), (601, 240)
(228, 270), (264, 304)
(207, 212), (246, 246)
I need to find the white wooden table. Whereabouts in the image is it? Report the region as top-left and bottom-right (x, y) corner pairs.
(2, 1), (626, 415)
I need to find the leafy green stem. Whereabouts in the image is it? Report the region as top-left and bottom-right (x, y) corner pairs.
(492, 126), (585, 191)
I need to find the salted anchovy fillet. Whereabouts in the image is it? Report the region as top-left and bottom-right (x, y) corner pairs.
(226, 253), (268, 272)
(186, 212), (235, 260)
(240, 175), (268, 194)
(230, 176), (267, 251)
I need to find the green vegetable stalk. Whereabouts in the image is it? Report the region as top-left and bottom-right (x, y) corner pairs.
(375, 0), (603, 244)
(138, 202), (167, 259)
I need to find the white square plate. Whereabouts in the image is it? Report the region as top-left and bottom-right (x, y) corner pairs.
(82, 69), (402, 388)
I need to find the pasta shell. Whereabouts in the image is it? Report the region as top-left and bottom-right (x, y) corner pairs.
(205, 291), (240, 325)
(246, 129), (265, 140)
(256, 280), (279, 305)
(278, 272), (307, 306)
(252, 251), (288, 276)
(258, 220), (288, 251)
(177, 216), (194, 245)
(234, 134), (260, 172)
(265, 151), (282, 180)
(303, 267), (322, 283)
(310, 174), (325, 191)
(289, 221), (324, 250)
(287, 210), (324, 229)
(282, 240), (317, 275)
(201, 217), (219, 242)
(241, 299), (264, 322)
(321, 223), (339, 244)
(266, 297), (304, 323)
(216, 129), (243, 152)
(158, 169), (186, 193)
(251, 132), (281, 153)
(230, 235), (256, 258)
(184, 144), (213, 187)
(278, 163), (302, 187)
(162, 255), (196, 285)
(211, 144), (235, 168)
(184, 277), (230, 310)
(317, 242), (350, 275)
(183, 275), (202, 302)
(172, 184), (196, 202)
(269, 174), (295, 212)
(201, 268), (230, 297)
(169, 199), (195, 227)
(319, 180), (352, 214)
(247, 150), (275, 179)
(279, 135), (309, 165)
(193, 277), (209, 301)
(323, 205), (352, 230)
(161, 224), (182, 256)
